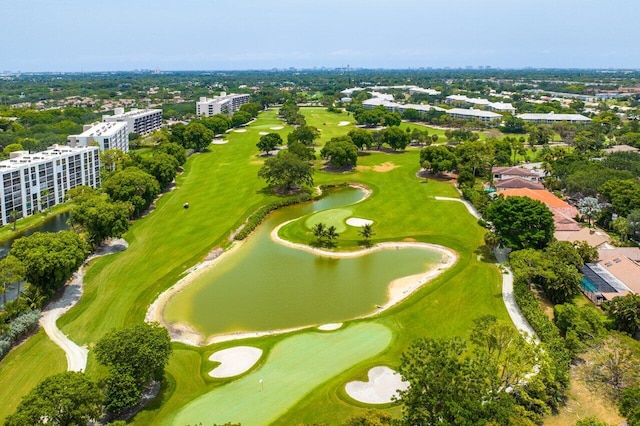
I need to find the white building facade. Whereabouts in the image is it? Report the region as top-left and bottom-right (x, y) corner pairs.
(196, 92), (251, 117)
(67, 121), (129, 152)
(517, 112), (592, 124)
(103, 108), (162, 135)
(0, 145), (100, 225)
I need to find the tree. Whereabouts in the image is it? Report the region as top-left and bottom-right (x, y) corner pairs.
(312, 222), (326, 245)
(347, 128), (374, 150)
(256, 132), (282, 155)
(287, 125), (319, 146)
(486, 196), (555, 250)
(101, 148), (133, 176)
(69, 195), (132, 247)
(342, 410), (393, 426)
(600, 179), (640, 217)
(358, 223), (375, 246)
(456, 140), (495, 176)
(0, 255), (25, 306)
(577, 196), (602, 226)
(398, 337), (488, 425)
(380, 126), (410, 150)
(401, 108), (421, 121)
(528, 125), (553, 145)
(10, 231), (89, 295)
(603, 294), (640, 336)
(419, 145), (457, 175)
(182, 122), (214, 151)
(3, 143), (24, 156)
(9, 210), (19, 231)
(620, 386), (640, 426)
(239, 102), (261, 118)
(258, 151), (314, 190)
(200, 115), (231, 135)
(95, 323), (172, 412)
(325, 225), (339, 246)
(287, 141), (315, 161)
(231, 111), (252, 127)
(484, 231), (501, 251)
(320, 136), (358, 168)
(139, 152), (180, 187)
(503, 116), (527, 134)
(102, 167), (161, 217)
(156, 142), (187, 166)
(4, 372), (102, 426)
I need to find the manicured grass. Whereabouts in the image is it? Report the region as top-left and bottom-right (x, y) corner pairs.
(173, 323), (392, 426)
(0, 331), (66, 420)
(304, 208), (352, 233)
(0, 108), (508, 424)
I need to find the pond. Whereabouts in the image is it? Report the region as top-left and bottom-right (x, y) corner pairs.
(0, 212), (71, 258)
(164, 187), (444, 339)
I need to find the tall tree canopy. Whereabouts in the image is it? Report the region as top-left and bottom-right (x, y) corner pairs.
(258, 150), (314, 190)
(102, 167), (161, 217)
(10, 231), (88, 295)
(320, 136), (358, 168)
(486, 196), (555, 250)
(4, 372), (102, 426)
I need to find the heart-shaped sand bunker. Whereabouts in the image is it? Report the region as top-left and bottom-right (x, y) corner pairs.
(208, 346), (262, 378)
(345, 366), (409, 404)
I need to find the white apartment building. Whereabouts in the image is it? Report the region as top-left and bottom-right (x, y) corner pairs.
(446, 108), (503, 123)
(196, 92), (251, 117)
(0, 145), (100, 226)
(103, 107), (163, 135)
(517, 112), (592, 124)
(446, 95), (516, 114)
(67, 121), (129, 152)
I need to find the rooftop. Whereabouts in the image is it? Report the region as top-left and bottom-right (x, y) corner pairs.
(517, 112), (591, 122)
(446, 108), (502, 119)
(555, 227), (611, 247)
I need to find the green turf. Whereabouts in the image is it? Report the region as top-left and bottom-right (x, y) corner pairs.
(173, 323), (392, 426)
(0, 331), (66, 420)
(0, 108), (509, 425)
(304, 208), (352, 233)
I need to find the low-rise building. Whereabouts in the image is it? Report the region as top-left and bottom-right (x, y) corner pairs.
(517, 112), (591, 124)
(103, 107), (162, 135)
(0, 145), (100, 226)
(445, 108), (502, 123)
(67, 121), (129, 152)
(581, 255), (640, 304)
(196, 92), (251, 117)
(492, 166), (544, 182)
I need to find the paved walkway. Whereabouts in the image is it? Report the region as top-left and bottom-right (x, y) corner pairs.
(39, 238), (128, 372)
(434, 196), (482, 219)
(434, 196), (537, 341)
(494, 248), (539, 342)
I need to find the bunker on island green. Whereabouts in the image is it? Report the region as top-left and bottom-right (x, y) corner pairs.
(164, 187), (444, 338)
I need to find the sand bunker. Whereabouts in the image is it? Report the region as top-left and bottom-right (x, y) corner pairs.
(258, 131), (269, 135)
(318, 323), (343, 331)
(208, 346), (262, 378)
(346, 366), (409, 404)
(211, 139), (228, 145)
(373, 162), (398, 172)
(338, 121), (351, 126)
(270, 126), (284, 130)
(233, 129), (247, 133)
(346, 218), (373, 227)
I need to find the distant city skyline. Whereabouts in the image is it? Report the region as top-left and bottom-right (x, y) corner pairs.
(2, 0), (638, 72)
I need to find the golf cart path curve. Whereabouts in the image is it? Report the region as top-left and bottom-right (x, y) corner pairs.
(39, 238), (128, 372)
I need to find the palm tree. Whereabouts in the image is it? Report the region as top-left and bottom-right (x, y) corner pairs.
(9, 210), (19, 231)
(325, 225), (339, 247)
(0, 256), (26, 306)
(312, 222), (326, 245)
(39, 189), (50, 212)
(358, 223), (375, 246)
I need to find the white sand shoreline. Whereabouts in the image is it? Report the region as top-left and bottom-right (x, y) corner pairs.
(146, 184), (457, 347)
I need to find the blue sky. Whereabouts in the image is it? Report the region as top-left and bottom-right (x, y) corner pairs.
(1, 0), (638, 72)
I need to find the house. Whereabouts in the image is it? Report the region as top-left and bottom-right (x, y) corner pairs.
(494, 177), (544, 191)
(597, 247), (640, 262)
(555, 227), (611, 248)
(603, 144), (639, 154)
(498, 188), (581, 233)
(492, 166), (544, 182)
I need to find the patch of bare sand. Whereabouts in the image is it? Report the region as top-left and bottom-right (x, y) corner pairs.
(356, 165), (372, 172)
(373, 162), (398, 172)
(345, 366), (409, 404)
(338, 121), (351, 126)
(208, 346), (262, 378)
(318, 323), (343, 331)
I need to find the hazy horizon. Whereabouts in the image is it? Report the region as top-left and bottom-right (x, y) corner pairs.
(2, 0), (638, 73)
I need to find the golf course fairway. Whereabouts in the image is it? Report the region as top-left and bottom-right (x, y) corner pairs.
(172, 322), (392, 425)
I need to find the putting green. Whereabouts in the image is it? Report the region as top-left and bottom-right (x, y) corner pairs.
(172, 322), (392, 426)
(304, 208), (352, 233)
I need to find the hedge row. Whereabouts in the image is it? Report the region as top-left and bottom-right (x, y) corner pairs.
(0, 309), (40, 360)
(233, 194), (312, 241)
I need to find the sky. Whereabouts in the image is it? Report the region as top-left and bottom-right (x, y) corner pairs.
(1, 0), (639, 72)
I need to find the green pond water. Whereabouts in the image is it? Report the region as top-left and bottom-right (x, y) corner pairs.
(165, 187), (443, 337)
